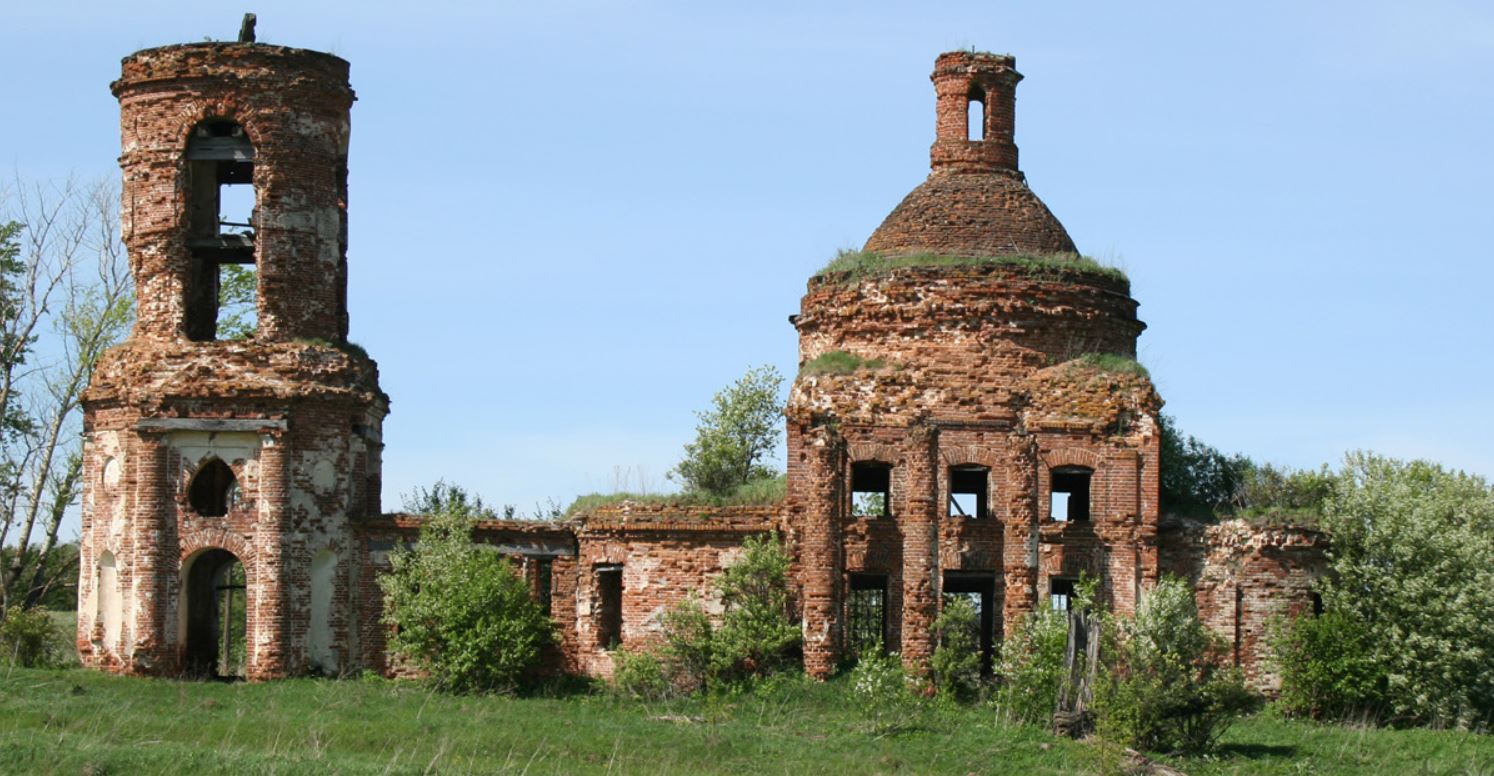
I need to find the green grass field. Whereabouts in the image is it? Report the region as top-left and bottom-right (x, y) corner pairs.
(1, 666), (1489, 775)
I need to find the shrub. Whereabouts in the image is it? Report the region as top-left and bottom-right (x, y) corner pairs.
(709, 533), (800, 683)
(850, 641), (914, 735)
(1313, 453), (1494, 728)
(930, 596), (983, 701)
(610, 648), (671, 701)
(1095, 577), (1255, 754)
(659, 596), (714, 694)
(1273, 610), (1386, 721)
(0, 606), (65, 667)
(378, 506), (553, 694)
(992, 605), (1069, 725)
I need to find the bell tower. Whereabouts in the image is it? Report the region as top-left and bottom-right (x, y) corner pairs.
(77, 39), (387, 680)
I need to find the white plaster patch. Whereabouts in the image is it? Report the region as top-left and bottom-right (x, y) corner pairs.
(102, 456), (122, 488)
(311, 458), (338, 496)
(308, 549), (338, 675)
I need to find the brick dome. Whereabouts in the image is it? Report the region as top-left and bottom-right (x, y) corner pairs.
(863, 170), (1076, 257)
(863, 51), (1077, 258)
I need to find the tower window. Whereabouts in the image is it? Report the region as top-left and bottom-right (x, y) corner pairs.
(967, 87), (986, 141)
(1050, 466), (1092, 522)
(189, 459), (238, 517)
(949, 465), (989, 518)
(185, 119), (257, 342)
(851, 462), (891, 518)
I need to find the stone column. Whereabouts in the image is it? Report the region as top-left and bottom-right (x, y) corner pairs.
(899, 423), (939, 671)
(800, 426), (843, 679)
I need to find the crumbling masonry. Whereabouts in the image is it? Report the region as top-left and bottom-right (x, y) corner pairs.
(76, 41), (1324, 689)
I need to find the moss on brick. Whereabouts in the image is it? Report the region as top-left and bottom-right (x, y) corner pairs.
(799, 350), (888, 377)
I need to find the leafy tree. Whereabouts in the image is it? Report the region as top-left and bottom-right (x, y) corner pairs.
(0, 180), (132, 614)
(216, 263), (256, 340)
(1306, 453), (1494, 728)
(1158, 413), (1248, 517)
(671, 365), (784, 496)
(378, 494), (552, 693)
(401, 479), (497, 519)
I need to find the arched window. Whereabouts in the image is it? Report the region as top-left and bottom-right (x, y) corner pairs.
(967, 86), (986, 141)
(189, 459), (238, 517)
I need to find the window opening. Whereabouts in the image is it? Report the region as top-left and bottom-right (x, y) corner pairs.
(1310, 591), (1324, 617)
(1050, 466), (1092, 522)
(596, 565), (623, 649)
(185, 120), (256, 342)
(189, 459), (238, 517)
(967, 87), (986, 141)
(1050, 578), (1077, 612)
(536, 558), (553, 617)
(1233, 585), (1244, 667)
(851, 462), (891, 518)
(943, 573), (997, 674)
(849, 574), (888, 656)
(948, 466), (989, 518)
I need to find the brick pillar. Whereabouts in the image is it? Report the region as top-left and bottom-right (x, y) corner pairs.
(251, 432), (288, 679)
(801, 426), (843, 678)
(1004, 436), (1039, 629)
(899, 423), (939, 672)
(128, 433), (172, 673)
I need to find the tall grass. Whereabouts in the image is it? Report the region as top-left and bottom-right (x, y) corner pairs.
(1, 666), (1489, 775)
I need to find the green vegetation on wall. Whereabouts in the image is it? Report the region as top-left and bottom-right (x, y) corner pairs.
(814, 249), (1128, 286)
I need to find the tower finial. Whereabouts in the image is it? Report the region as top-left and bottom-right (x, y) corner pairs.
(239, 13), (257, 43)
(930, 51), (1021, 173)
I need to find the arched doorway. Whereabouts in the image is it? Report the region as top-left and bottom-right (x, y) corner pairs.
(184, 549), (247, 679)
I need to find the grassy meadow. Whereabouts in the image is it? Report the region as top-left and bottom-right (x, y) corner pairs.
(1, 665), (1490, 775)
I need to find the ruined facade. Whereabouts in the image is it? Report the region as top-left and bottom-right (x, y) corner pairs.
(77, 41), (1323, 687)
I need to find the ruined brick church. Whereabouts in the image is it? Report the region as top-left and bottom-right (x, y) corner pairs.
(75, 39), (1325, 687)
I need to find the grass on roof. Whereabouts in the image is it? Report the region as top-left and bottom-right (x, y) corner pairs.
(813, 249), (1128, 286)
(564, 474), (786, 518)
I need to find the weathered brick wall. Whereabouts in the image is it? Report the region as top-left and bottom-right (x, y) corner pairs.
(1159, 518), (1328, 691)
(566, 504), (780, 678)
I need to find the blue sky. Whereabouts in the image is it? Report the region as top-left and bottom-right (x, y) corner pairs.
(5, 1), (1491, 522)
